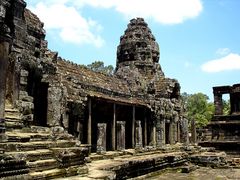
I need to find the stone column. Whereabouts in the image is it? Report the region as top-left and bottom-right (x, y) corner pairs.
(171, 123), (177, 144)
(0, 0), (11, 142)
(135, 120), (143, 149)
(191, 119), (197, 144)
(117, 121), (125, 150)
(0, 40), (9, 142)
(132, 106), (135, 148)
(173, 115), (179, 143)
(162, 119), (166, 145)
(214, 93), (223, 115)
(87, 98), (92, 145)
(169, 120), (176, 144)
(111, 103), (116, 150)
(177, 122), (181, 142)
(77, 120), (82, 141)
(180, 117), (189, 145)
(150, 121), (156, 146)
(97, 123), (107, 154)
(156, 119), (165, 147)
(144, 112), (147, 147)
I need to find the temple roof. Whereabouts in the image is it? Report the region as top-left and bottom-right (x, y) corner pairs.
(57, 59), (148, 107)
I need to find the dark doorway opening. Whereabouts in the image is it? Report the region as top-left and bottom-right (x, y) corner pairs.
(33, 82), (48, 126)
(91, 99), (113, 152)
(27, 68), (48, 126)
(165, 122), (170, 144)
(68, 102), (85, 142)
(117, 105), (132, 149)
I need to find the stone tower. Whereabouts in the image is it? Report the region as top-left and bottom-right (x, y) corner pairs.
(115, 18), (164, 86)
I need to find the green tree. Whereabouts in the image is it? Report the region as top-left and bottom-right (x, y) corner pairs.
(87, 61), (114, 75)
(223, 99), (230, 115)
(182, 92), (214, 128)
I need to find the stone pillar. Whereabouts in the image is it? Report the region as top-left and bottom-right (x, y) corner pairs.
(191, 119), (197, 144)
(177, 122), (181, 142)
(132, 106), (135, 148)
(0, 0), (11, 142)
(87, 98), (92, 145)
(0, 41), (7, 139)
(117, 121), (125, 150)
(97, 123), (107, 154)
(169, 122), (174, 145)
(144, 113), (147, 147)
(171, 123), (177, 144)
(111, 103), (116, 150)
(180, 117), (189, 145)
(135, 120), (143, 149)
(214, 93), (223, 115)
(77, 120), (82, 142)
(150, 121), (156, 146)
(156, 119), (165, 147)
(173, 115), (179, 143)
(162, 119), (166, 145)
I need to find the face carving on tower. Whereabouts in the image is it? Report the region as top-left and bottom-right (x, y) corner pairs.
(116, 18), (160, 67)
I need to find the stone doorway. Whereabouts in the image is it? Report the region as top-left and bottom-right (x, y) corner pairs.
(67, 102), (86, 143)
(116, 105), (133, 149)
(27, 69), (48, 126)
(33, 82), (48, 126)
(165, 122), (170, 144)
(91, 99), (113, 152)
(5, 57), (19, 107)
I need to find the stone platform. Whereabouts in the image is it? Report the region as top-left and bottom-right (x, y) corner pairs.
(56, 144), (235, 180)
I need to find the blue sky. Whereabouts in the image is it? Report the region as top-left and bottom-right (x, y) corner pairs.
(26, 0), (240, 101)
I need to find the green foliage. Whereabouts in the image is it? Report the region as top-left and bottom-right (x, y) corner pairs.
(182, 92), (214, 128)
(87, 61), (114, 75)
(223, 99), (230, 115)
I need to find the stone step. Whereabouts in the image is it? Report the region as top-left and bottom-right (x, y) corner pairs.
(29, 165), (87, 179)
(6, 149), (53, 161)
(5, 106), (19, 111)
(0, 140), (77, 152)
(28, 159), (59, 172)
(6, 131), (51, 142)
(6, 126), (51, 133)
(4, 109), (23, 129)
(30, 126), (51, 133)
(5, 114), (22, 121)
(5, 121), (24, 129)
(5, 108), (21, 116)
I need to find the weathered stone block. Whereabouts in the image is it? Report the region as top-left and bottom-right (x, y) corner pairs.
(117, 121), (125, 151)
(97, 123), (107, 154)
(135, 120), (143, 149)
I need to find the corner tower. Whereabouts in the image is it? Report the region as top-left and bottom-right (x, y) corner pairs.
(115, 18), (164, 82)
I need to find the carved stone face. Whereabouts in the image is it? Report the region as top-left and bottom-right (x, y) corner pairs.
(117, 18), (160, 65)
(0, 5), (6, 21)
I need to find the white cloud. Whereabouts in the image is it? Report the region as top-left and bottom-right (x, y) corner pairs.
(27, 0), (202, 47)
(75, 0), (203, 24)
(29, 2), (104, 47)
(216, 48), (231, 56)
(201, 53), (240, 73)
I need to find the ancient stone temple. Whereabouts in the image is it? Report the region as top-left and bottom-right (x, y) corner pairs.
(0, 1), (188, 179)
(199, 84), (240, 151)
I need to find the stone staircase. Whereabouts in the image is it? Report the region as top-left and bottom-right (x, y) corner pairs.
(0, 106), (89, 179)
(4, 105), (24, 130)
